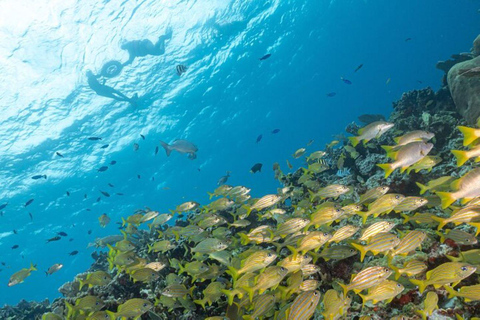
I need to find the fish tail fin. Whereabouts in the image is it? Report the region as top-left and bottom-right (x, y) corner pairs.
(238, 233), (251, 245)
(431, 216), (446, 230)
(226, 266), (240, 283)
(242, 316), (254, 320)
(241, 286), (255, 303)
(207, 192), (214, 200)
(356, 210), (370, 224)
(178, 262), (186, 275)
(451, 150), (469, 167)
(387, 256), (401, 280)
(400, 213), (410, 224)
(107, 256), (114, 270)
(457, 126), (478, 146)
(409, 278), (426, 294)
(350, 242), (367, 262)
(349, 136), (360, 147)
(435, 231), (446, 243)
(78, 279), (86, 290)
(338, 282), (349, 298)
(376, 163), (394, 178)
(221, 289), (237, 306)
(286, 245), (299, 259)
(446, 254), (462, 262)
(444, 285), (457, 299)
(106, 310), (116, 320)
(415, 182), (429, 195)
(194, 298), (207, 310)
(30, 263), (37, 271)
(121, 217), (127, 227)
(381, 145), (397, 159)
(358, 293), (367, 308)
(160, 141), (171, 156)
(65, 302), (75, 318)
(435, 191), (456, 209)
(172, 230), (180, 242)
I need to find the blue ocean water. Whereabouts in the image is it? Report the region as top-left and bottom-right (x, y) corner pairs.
(0, 0), (478, 306)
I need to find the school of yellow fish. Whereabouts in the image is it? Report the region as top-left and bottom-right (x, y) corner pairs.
(28, 121), (480, 319)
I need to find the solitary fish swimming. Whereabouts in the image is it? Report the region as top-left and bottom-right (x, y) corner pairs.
(250, 163), (263, 173)
(32, 175), (47, 180)
(160, 140), (198, 160)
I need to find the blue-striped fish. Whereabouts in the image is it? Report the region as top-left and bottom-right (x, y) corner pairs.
(321, 289), (351, 320)
(438, 229), (477, 245)
(358, 186), (390, 204)
(351, 233), (400, 262)
(393, 196), (428, 212)
(389, 230), (426, 256)
(388, 258), (427, 280)
(338, 266), (392, 296)
(286, 290), (321, 320)
(358, 280), (404, 306)
(416, 291), (438, 320)
(329, 225), (359, 243)
(358, 221), (396, 242)
(410, 262), (477, 293)
(432, 206), (480, 230)
(445, 284), (480, 302)
(242, 294), (276, 320)
(358, 194), (405, 223)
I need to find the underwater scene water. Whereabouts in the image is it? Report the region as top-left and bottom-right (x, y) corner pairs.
(1, 0), (480, 319)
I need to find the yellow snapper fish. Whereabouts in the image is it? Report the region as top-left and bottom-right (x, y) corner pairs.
(273, 218), (310, 238)
(293, 148), (307, 159)
(285, 290), (321, 320)
(243, 294), (276, 320)
(98, 213), (110, 227)
(130, 267), (159, 283)
(445, 284), (480, 302)
(446, 249), (480, 266)
(41, 313), (62, 320)
(106, 298), (153, 319)
(416, 291), (438, 320)
(452, 144), (480, 167)
(175, 201), (200, 212)
(139, 209), (159, 223)
(410, 262), (477, 293)
(8, 263), (37, 287)
(245, 194), (282, 215)
(393, 196), (428, 212)
(301, 264), (321, 276)
(278, 254), (312, 274)
(191, 238), (228, 254)
(306, 150), (327, 162)
(311, 245), (357, 263)
(321, 289), (352, 320)
(340, 204), (363, 217)
(438, 229), (478, 245)
(405, 155), (442, 174)
(401, 212), (438, 225)
(358, 194), (405, 223)
(194, 282), (226, 309)
(358, 186), (390, 204)
(338, 266), (392, 296)
(328, 225), (359, 243)
(358, 280), (404, 306)
(358, 221), (396, 241)
(350, 232), (400, 262)
(65, 295), (104, 318)
(227, 250), (277, 282)
(299, 279), (320, 292)
(287, 231), (332, 256)
(78, 270), (112, 290)
(393, 130), (435, 146)
(121, 213), (144, 226)
(242, 266), (289, 302)
(309, 207), (344, 228)
(348, 121), (394, 147)
(377, 141), (433, 178)
(389, 230), (426, 256)
(388, 258), (427, 280)
(205, 197), (234, 212)
(415, 176), (456, 195)
(207, 185), (233, 199)
(162, 284), (194, 298)
(457, 125), (480, 146)
(432, 205), (480, 230)
(310, 184), (350, 200)
(148, 240), (176, 253)
(436, 168), (480, 208)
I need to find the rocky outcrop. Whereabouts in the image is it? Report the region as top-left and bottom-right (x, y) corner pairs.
(447, 55), (480, 125)
(473, 34), (480, 57)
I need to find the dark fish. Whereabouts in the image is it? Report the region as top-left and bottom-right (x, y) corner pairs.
(29, 213), (33, 221)
(13, 230), (17, 235)
(110, 160), (117, 165)
(155, 146), (159, 155)
(66, 191), (70, 196)
(25, 199), (34, 207)
(86, 209), (91, 212)
(100, 191), (110, 197)
(116, 193), (124, 196)
(417, 80), (423, 84)
(340, 77), (352, 84)
(1, 262), (5, 266)
(358, 114), (386, 125)
(98, 166), (108, 172)
(405, 38), (412, 42)
(354, 64), (364, 72)
(58, 232), (67, 237)
(69, 238), (74, 242)
(217, 171), (231, 186)
(176, 64), (188, 76)
(96, 197), (101, 202)
(326, 92), (336, 97)
(260, 54), (271, 60)
(256, 135), (263, 143)
(0, 203), (7, 210)
(0, 212), (3, 217)
(55, 152), (64, 158)
(32, 175), (47, 180)
(140, 134), (145, 140)
(271, 129), (280, 134)
(137, 175), (141, 179)
(152, 176), (155, 181)
(108, 183), (115, 188)
(69, 250), (78, 256)
(250, 163), (263, 173)
(88, 230), (92, 235)
(134, 143), (139, 151)
(101, 144), (109, 149)
(84, 194), (87, 199)
(46, 236), (61, 243)
(11, 245), (18, 249)
(88, 137), (102, 141)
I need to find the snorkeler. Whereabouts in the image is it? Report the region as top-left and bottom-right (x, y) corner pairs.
(121, 29), (172, 66)
(86, 70), (137, 106)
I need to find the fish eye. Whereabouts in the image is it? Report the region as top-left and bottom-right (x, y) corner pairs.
(267, 253), (273, 257)
(350, 249), (355, 253)
(280, 267), (287, 272)
(96, 302), (100, 305)
(395, 195), (400, 199)
(461, 266), (468, 271)
(143, 303), (148, 307)
(313, 291), (319, 296)
(324, 233), (329, 236)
